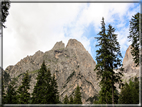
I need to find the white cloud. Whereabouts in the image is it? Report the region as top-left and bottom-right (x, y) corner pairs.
(3, 3), (139, 69)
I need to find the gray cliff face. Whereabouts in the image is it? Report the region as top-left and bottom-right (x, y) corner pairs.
(122, 45), (139, 80)
(4, 39), (99, 104)
(52, 41), (65, 50)
(114, 45), (140, 93)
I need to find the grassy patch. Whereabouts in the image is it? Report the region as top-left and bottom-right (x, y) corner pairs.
(48, 59), (51, 62)
(29, 69), (39, 74)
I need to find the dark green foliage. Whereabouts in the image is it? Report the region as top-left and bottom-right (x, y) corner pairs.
(118, 77), (139, 104)
(31, 61), (59, 104)
(86, 95), (98, 104)
(2, 79), (6, 104)
(3, 71), (10, 85)
(17, 71), (31, 104)
(69, 95), (74, 104)
(73, 85), (82, 104)
(128, 13), (142, 67)
(94, 17), (123, 104)
(64, 95), (69, 104)
(4, 78), (18, 104)
(31, 61), (51, 103)
(50, 74), (60, 103)
(1, 0), (10, 28)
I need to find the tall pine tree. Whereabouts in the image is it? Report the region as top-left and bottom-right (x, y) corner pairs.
(128, 13), (142, 67)
(94, 17), (112, 104)
(17, 71), (31, 104)
(106, 24), (123, 105)
(94, 17), (123, 105)
(73, 85), (82, 104)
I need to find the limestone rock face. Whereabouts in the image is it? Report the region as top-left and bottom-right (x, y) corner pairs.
(122, 45), (139, 75)
(4, 39), (99, 104)
(52, 41), (65, 50)
(114, 45), (140, 92)
(122, 45), (134, 67)
(66, 39), (86, 51)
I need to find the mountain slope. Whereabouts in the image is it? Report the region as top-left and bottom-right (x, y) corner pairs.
(4, 39), (99, 104)
(3, 40), (140, 104)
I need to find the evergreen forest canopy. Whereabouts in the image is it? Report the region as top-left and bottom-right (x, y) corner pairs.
(1, 12), (141, 105)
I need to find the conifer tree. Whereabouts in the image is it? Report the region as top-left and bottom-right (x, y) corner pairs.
(64, 95), (69, 104)
(118, 77), (139, 104)
(69, 95), (74, 104)
(94, 17), (123, 105)
(94, 17), (112, 104)
(106, 24), (123, 105)
(50, 74), (59, 104)
(17, 71), (30, 104)
(73, 85), (82, 104)
(128, 13), (142, 66)
(4, 78), (18, 104)
(32, 61), (59, 104)
(32, 61), (52, 104)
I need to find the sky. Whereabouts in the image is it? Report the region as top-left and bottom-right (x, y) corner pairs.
(1, 1), (140, 70)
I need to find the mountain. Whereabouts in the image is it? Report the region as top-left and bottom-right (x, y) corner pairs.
(3, 39), (140, 104)
(114, 45), (139, 92)
(122, 45), (139, 81)
(4, 39), (99, 104)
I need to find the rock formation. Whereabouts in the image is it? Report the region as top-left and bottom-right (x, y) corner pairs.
(3, 40), (140, 104)
(122, 45), (139, 81)
(4, 39), (99, 104)
(114, 45), (140, 92)
(52, 41), (65, 50)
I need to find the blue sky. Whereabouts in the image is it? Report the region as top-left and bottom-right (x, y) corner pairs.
(2, 2), (140, 69)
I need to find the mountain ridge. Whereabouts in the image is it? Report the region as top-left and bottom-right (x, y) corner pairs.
(3, 39), (139, 104)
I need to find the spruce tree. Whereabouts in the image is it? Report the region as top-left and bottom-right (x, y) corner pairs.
(128, 13), (142, 66)
(32, 61), (51, 104)
(94, 17), (113, 104)
(50, 74), (59, 104)
(94, 17), (123, 105)
(69, 95), (74, 104)
(31, 61), (59, 104)
(106, 24), (123, 105)
(64, 95), (69, 104)
(4, 78), (18, 104)
(73, 85), (82, 104)
(17, 71), (30, 104)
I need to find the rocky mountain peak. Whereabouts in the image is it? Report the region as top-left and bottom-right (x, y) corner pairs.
(66, 39), (86, 51)
(120, 45), (139, 85)
(52, 41), (65, 50)
(122, 45), (133, 67)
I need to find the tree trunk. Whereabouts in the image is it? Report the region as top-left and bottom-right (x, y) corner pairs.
(112, 76), (114, 107)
